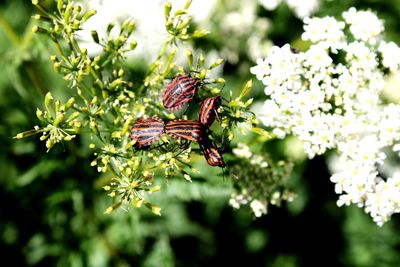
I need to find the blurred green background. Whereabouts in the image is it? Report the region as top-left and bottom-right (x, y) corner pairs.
(1, 0), (400, 266)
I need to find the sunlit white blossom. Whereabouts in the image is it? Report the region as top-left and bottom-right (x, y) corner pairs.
(379, 41), (400, 72)
(232, 143), (253, 159)
(250, 199), (268, 217)
(343, 7), (383, 45)
(252, 7), (400, 225)
(302, 16), (346, 53)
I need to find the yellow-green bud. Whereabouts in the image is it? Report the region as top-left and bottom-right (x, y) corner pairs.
(91, 30), (99, 43)
(192, 29), (210, 38)
(63, 135), (75, 141)
(72, 20), (80, 30)
(74, 5), (82, 13)
(209, 58), (224, 69)
(164, 1), (172, 19)
(186, 49), (193, 70)
(130, 40), (137, 50)
(127, 20), (135, 34)
(63, 3), (73, 24)
(36, 108), (45, 121)
(82, 9), (97, 23)
(32, 25), (47, 34)
(65, 97), (75, 109)
(211, 87), (221, 95)
(66, 111), (80, 122)
(239, 79), (253, 99)
(44, 92), (53, 115)
(57, 0), (63, 12)
(183, 0), (193, 10)
(177, 17), (192, 31)
(53, 112), (64, 126)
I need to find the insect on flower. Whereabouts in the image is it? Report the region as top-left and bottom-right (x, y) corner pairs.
(162, 74), (200, 111)
(199, 138), (225, 168)
(130, 117), (165, 147)
(199, 96), (222, 127)
(165, 120), (205, 142)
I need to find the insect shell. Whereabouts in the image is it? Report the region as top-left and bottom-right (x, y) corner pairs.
(199, 138), (225, 168)
(130, 117), (165, 147)
(162, 74), (200, 111)
(198, 96), (221, 127)
(165, 120), (205, 142)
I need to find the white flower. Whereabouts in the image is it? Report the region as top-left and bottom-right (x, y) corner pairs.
(258, 0), (282, 10)
(250, 199), (268, 217)
(343, 7), (383, 45)
(302, 16), (346, 53)
(345, 41), (378, 70)
(286, 0), (319, 18)
(232, 143), (253, 159)
(303, 44), (333, 71)
(379, 41), (400, 71)
(252, 7), (400, 225)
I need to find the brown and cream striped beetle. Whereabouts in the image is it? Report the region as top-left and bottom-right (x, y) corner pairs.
(130, 117), (165, 147)
(162, 74), (200, 111)
(165, 119), (205, 142)
(199, 138), (225, 168)
(198, 96), (221, 127)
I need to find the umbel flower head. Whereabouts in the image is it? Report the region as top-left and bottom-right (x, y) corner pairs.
(251, 7), (400, 225)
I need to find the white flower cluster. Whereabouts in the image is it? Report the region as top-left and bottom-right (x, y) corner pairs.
(229, 143), (293, 217)
(258, 0), (320, 18)
(251, 8), (400, 225)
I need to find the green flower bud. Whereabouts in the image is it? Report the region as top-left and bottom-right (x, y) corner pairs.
(183, 0), (193, 10)
(53, 62), (61, 73)
(198, 53), (205, 68)
(32, 25), (47, 34)
(74, 5), (82, 13)
(239, 79), (253, 99)
(63, 3), (73, 24)
(44, 92), (53, 115)
(63, 135), (75, 141)
(186, 49), (193, 70)
(130, 40), (137, 50)
(91, 30), (100, 43)
(192, 29), (210, 38)
(66, 111), (80, 122)
(57, 0), (63, 12)
(82, 9), (97, 23)
(46, 138), (55, 151)
(164, 1), (172, 19)
(15, 133), (24, 139)
(53, 112), (64, 126)
(209, 58), (224, 70)
(177, 17), (192, 31)
(106, 22), (115, 35)
(127, 20), (135, 35)
(72, 20), (80, 30)
(36, 108), (45, 121)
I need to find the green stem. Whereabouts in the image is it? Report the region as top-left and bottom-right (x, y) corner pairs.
(0, 13), (21, 46)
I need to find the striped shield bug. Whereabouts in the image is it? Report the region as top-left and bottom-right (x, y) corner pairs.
(198, 96), (222, 127)
(165, 120), (205, 142)
(162, 74), (200, 111)
(199, 138), (225, 168)
(130, 117), (165, 147)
